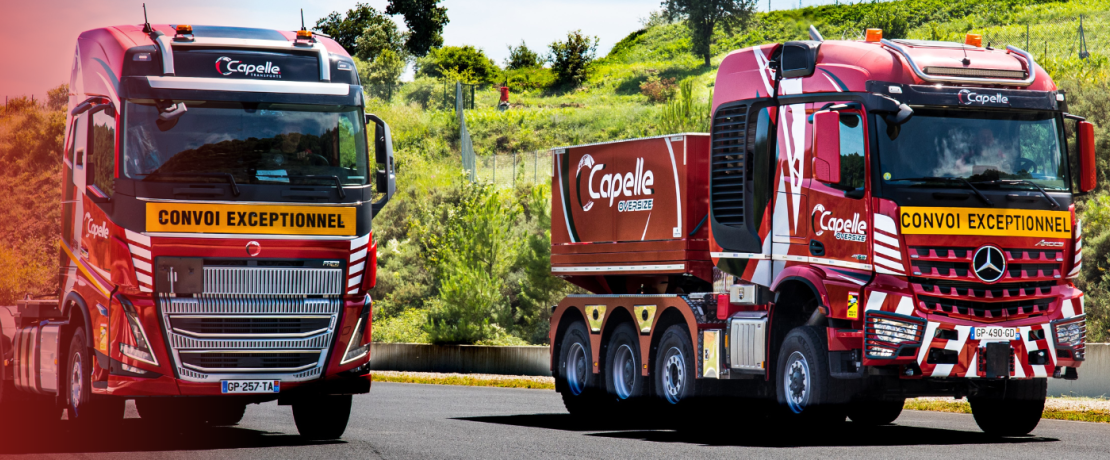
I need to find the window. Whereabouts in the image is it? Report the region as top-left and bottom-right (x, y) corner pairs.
(837, 112), (866, 193)
(89, 110), (116, 196)
(73, 114), (88, 167)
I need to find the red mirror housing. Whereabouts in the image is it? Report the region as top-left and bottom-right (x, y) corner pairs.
(812, 111), (840, 184)
(1079, 121), (1097, 193)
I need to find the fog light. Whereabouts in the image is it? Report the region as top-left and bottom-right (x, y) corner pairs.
(865, 311), (925, 359)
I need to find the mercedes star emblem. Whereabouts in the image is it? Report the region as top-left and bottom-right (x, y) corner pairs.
(973, 245), (1006, 283)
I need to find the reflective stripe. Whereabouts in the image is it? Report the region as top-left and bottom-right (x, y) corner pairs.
(873, 244), (902, 261)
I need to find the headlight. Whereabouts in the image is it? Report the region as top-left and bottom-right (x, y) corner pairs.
(1054, 320), (1085, 347)
(119, 298), (159, 366)
(865, 311), (925, 359)
(341, 296), (372, 365)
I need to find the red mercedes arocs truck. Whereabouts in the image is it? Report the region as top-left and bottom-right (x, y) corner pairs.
(0, 23), (395, 439)
(549, 29), (1097, 435)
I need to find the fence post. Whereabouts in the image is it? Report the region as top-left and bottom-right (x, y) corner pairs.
(493, 154), (497, 185)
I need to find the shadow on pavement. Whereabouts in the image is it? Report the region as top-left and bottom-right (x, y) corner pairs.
(0, 419), (341, 455)
(456, 414), (1060, 448)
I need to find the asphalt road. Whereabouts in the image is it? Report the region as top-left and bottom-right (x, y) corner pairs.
(3, 382), (1110, 459)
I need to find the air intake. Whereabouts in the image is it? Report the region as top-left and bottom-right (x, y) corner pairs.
(710, 104), (748, 227)
(923, 67), (1026, 79)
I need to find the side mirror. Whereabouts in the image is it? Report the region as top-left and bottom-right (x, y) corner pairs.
(780, 41), (821, 79)
(812, 111), (840, 184)
(365, 113), (396, 215)
(1079, 120), (1097, 193)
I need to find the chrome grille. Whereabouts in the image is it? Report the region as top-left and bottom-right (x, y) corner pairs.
(159, 295), (342, 383)
(203, 267), (343, 295)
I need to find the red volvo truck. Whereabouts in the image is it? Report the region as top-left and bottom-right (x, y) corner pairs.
(0, 23), (395, 439)
(549, 29), (1097, 435)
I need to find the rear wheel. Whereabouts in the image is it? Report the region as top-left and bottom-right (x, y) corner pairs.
(557, 321), (605, 417)
(292, 395), (352, 440)
(654, 325), (695, 406)
(604, 323), (645, 404)
(775, 326), (846, 424)
(66, 328), (124, 428)
(970, 379), (1046, 436)
(848, 397), (905, 425)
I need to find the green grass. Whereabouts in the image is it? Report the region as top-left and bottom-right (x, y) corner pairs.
(371, 371), (556, 390)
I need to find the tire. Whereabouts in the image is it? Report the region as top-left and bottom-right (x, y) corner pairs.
(136, 398), (246, 428)
(970, 379), (1046, 436)
(848, 397), (905, 425)
(65, 327), (124, 428)
(654, 325), (695, 406)
(557, 321), (604, 416)
(293, 395), (353, 440)
(775, 326), (846, 423)
(207, 403), (248, 426)
(604, 323), (646, 404)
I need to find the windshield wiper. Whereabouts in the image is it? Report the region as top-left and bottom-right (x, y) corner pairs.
(144, 172), (241, 196)
(888, 176), (993, 206)
(285, 175), (346, 199)
(971, 179), (1060, 209)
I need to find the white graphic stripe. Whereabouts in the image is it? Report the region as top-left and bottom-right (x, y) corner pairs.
(553, 264), (685, 273)
(873, 244), (902, 261)
(873, 232), (900, 248)
(916, 321), (939, 364)
(125, 229), (151, 247)
(865, 291), (887, 311)
(132, 258), (152, 273)
(873, 214), (898, 235)
(876, 266), (904, 276)
(129, 244), (151, 260)
(350, 233), (370, 250)
(664, 139), (683, 236)
(895, 296), (915, 316)
(873, 256), (905, 272)
(349, 261), (365, 276)
(350, 248), (367, 263)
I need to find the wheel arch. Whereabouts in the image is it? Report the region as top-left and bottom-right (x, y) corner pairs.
(551, 306), (587, 374)
(61, 291), (93, 348)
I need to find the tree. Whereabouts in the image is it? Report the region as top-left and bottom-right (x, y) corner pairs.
(314, 3), (390, 53)
(358, 49), (405, 100)
(548, 30), (598, 88)
(505, 41), (543, 70)
(416, 46), (501, 84)
(662, 0), (757, 66)
(386, 0), (450, 58)
(354, 15), (407, 62)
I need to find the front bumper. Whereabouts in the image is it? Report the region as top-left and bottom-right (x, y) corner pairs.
(862, 283), (1085, 379)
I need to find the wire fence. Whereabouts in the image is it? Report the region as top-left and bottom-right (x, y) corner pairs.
(474, 151), (553, 188)
(982, 13), (1106, 62)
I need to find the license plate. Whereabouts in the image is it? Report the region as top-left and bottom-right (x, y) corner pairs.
(972, 327), (1019, 342)
(222, 380), (280, 394)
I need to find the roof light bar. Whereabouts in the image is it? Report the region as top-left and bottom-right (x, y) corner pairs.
(881, 39), (1037, 87)
(866, 29), (883, 43)
(965, 33), (982, 47)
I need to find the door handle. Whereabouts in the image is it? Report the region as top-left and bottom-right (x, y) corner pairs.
(809, 239), (825, 256)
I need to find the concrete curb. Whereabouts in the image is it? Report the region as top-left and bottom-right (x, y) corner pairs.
(369, 343), (552, 376)
(368, 343), (1109, 396)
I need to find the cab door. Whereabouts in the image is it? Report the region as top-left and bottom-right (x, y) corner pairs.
(805, 108), (872, 302)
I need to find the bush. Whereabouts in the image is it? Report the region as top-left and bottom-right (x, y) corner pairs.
(417, 45), (501, 85)
(503, 67), (556, 92)
(640, 74), (677, 102)
(659, 79), (712, 133)
(373, 307), (429, 343)
(549, 30), (599, 87)
(505, 41), (544, 70)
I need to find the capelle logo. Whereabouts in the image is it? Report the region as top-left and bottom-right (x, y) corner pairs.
(812, 204), (868, 242)
(215, 56), (282, 78)
(84, 212), (109, 239)
(958, 89), (1009, 106)
(574, 154), (655, 212)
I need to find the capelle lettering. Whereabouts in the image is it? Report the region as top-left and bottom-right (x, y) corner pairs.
(959, 89), (1009, 106)
(216, 56), (281, 77)
(812, 204), (867, 242)
(84, 213), (109, 239)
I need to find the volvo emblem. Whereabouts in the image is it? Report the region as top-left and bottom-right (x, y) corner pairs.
(245, 241), (262, 257)
(973, 246), (1006, 283)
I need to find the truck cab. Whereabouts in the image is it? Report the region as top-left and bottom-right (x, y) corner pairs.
(549, 30), (1095, 435)
(0, 23), (395, 439)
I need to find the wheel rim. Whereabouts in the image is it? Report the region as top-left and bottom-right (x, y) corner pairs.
(784, 351), (810, 414)
(611, 344), (636, 400)
(70, 352), (83, 418)
(661, 346), (685, 404)
(566, 342), (588, 396)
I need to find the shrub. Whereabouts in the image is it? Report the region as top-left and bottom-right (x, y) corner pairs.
(640, 74), (677, 102)
(549, 30), (599, 87)
(357, 49), (406, 101)
(503, 67), (556, 92)
(659, 79), (712, 132)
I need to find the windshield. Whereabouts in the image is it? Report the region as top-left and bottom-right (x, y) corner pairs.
(877, 109), (1069, 191)
(122, 101), (369, 186)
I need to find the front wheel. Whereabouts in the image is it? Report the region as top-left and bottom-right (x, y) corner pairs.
(970, 379), (1046, 436)
(293, 395), (353, 440)
(65, 327), (124, 428)
(775, 326), (846, 423)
